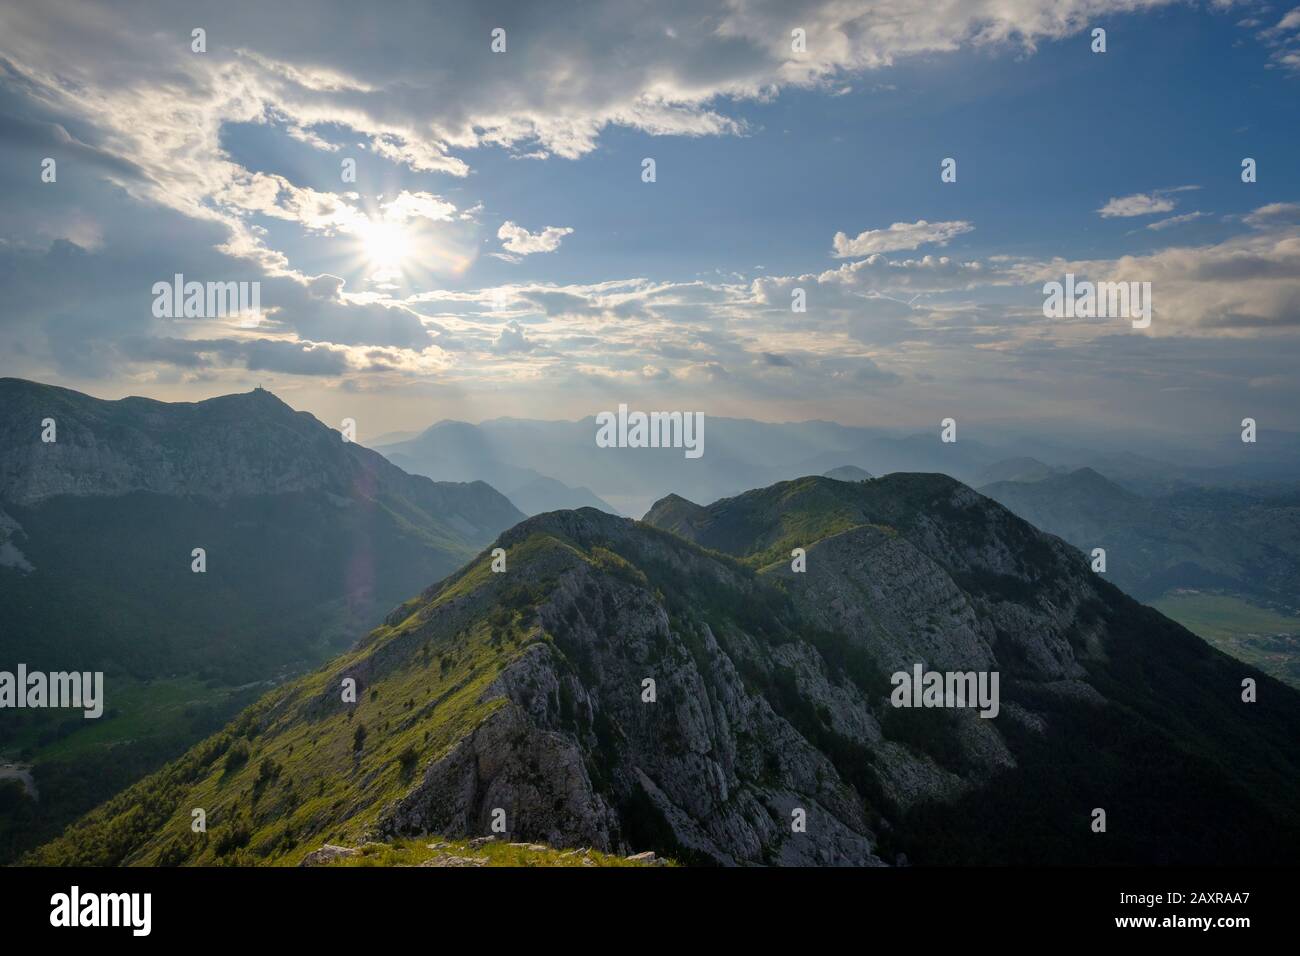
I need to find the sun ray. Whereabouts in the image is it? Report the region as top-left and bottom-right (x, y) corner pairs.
(357, 218), (412, 272)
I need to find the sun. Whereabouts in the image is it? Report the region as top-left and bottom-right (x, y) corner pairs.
(345, 208), (476, 284)
(357, 218), (412, 271)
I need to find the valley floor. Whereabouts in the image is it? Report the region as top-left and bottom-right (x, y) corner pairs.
(0, 676), (268, 863)
(1152, 591), (1300, 689)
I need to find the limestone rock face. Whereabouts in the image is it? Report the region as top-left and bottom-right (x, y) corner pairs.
(378, 553), (884, 864)
(368, 478), (1122, 865)
(379, 698), (620, 852)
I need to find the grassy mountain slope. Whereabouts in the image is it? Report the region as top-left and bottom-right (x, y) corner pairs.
(26, 475), (1300, 866)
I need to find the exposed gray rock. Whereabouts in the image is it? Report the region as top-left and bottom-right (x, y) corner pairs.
(0, 508), (33, 572)
(298, 844), (360, 866)
(374, 523), (885, 865)
(419, 855), (488, 867)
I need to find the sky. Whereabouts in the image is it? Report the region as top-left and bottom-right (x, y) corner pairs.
(0, 0), (1298, 446)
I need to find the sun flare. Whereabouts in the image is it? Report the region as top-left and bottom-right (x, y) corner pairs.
(358, 218), (411, 271)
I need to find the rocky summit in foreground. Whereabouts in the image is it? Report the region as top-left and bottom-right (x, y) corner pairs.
(27, 475), (1300, 866)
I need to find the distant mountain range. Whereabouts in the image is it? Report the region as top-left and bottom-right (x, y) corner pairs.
(824, 465), (873, 482)
(29, 475), (1300, 866)
(372, 417), (1006, 517)
(369, 416), (1300, 519)
(975, 457), (1063, 485)
(374, 422), (618, 516)
(979, 466), (1300, 607)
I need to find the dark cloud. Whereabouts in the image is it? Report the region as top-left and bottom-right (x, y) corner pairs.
(121, 336), (350, 375)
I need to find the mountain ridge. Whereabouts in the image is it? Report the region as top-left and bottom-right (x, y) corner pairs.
(0, 376), (524, 679)
(0, 378), (525, 862)
(979, 465), (1300, 605)
(27, 473), (1300, 867)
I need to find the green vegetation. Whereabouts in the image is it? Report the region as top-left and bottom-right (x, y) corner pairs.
(0, 488), (492, 862)
(981, 468), (1300, 606)
(1152, 591), (1300, 639)
(317, 836), (666, 867)
(0, 379), (525, 863)
(0, 491), (477, 683)
(643, 475), (1300, 865)
(1, 676), (239, 762)
(1152, 591), (1300, 688)
(692, 476), (877, 569)
(23, 547), (535, 867)
(0, 677), (262, 863)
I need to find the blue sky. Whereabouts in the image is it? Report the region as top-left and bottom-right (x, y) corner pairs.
(214, 4), (1300, 286)
(1, 0), (1298, 444)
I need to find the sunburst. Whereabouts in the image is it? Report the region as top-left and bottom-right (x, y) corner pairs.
(357, 218), (412, 273)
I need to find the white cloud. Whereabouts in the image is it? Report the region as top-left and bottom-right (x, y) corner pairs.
(0, 0), (1192, 358)
(496, 221), (574, 260)
(1146, 211), (1207, 230)
(493, 320), (537, 353)
(832, 220), (974, 258)
(381, 192), (458, 224)
(1244, 202), (1300, 228)
(1098, 185), (1200, 218)
(1015, 201), (1300, 332)
(818, 253), (989, 292)
(1097, 193), (1177, 218)
(0, 1), (1185, 216)
(9, 0), (1296, 428)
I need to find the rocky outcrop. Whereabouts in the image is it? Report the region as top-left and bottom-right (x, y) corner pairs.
(298, 844), (361, 866)
(379, 697), (620, 851)
(375, 552), (884, 864)
(365, 489), (1121, 863)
